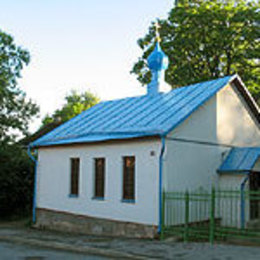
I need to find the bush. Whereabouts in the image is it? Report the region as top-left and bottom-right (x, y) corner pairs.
(0, 143), (34, 218)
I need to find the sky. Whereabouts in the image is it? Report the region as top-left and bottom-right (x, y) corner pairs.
(0, 0), (173, 131)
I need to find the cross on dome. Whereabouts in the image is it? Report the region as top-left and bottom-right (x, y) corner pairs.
(155, 20), (161, 43)
(146, 20), (170, 96)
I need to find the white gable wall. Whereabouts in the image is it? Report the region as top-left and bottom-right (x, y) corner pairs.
(36, 139), (161, 225)
(217, 83), (260, 146)
(164, 95), (224, 192)
(164, 83), (260, 192)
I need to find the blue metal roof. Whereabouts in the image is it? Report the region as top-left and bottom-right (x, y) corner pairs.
(32, 75), (235, 147)
(218, 147), (260, 173)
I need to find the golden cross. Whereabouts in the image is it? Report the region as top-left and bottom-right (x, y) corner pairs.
(155, 20), (161, 43)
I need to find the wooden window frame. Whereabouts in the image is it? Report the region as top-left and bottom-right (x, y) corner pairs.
(122, 156), (135, 202)
(70, 158), (80, 197)
(93, 158), (105, 199)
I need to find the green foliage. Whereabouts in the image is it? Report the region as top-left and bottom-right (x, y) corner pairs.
(42, 90), (100, 126)
(0, 143), (34, 218)
(0, 30), (39, 142)
(132, 0), (260, 104)
(0, 29), (38, 219)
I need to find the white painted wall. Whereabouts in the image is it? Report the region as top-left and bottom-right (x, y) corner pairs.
(36, 139), (161, 225)
(164, 95), (226, 192)
(218, 174), (246, 190)
(217, 83), (260, 146)
(218, 174), (249, 227)
(163, 96), (226, 225)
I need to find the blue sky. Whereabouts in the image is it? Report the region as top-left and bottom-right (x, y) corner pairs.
(0, 0), (173, 130)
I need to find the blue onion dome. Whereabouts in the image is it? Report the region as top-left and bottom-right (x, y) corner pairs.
(147, 42), (169, 71)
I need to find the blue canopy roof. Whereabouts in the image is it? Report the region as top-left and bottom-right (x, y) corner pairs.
(32, 75), (235, 147)
(218, 147), (260, 173)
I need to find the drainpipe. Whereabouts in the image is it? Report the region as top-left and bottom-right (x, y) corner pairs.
(240, 172), (250, 229)
(27, 145), (38, 224)
(158, 136), (166, 234)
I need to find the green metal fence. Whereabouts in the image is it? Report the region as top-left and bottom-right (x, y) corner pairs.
(161, 188), (260, 243)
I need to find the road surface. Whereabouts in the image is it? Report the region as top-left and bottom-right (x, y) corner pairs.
(0, 241), (108, 260)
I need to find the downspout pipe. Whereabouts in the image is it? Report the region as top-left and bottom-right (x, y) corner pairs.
(27, 145), (38, 224)
(158, 136), (166, 234)
(240, 172), (250, 229)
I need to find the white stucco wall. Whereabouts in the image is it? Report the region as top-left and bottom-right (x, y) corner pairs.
(36, 139), (161, 226)
(163, 83), (260, 193)
(164, 94), (226, 192)
(218, 174), (250, 227)
(218, 174), (246, 190)
(217, 83), (260, 146)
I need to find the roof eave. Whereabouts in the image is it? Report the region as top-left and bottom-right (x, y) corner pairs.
(30, 133), (162, 149)
(217, 169), (251, 174)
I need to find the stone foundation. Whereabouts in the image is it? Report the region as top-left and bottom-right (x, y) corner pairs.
(35, 208), (158, 238)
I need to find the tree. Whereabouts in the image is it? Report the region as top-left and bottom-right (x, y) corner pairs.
(0, 30), (39, 143)
(132, 0), (260, 104)
(0, 29), (38, 218)
(42, 90), (100, 126)
(0, 143), (34, 218)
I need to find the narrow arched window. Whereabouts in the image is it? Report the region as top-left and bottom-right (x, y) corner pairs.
(94, 158), (105, 198)
(123, 156), (135, 201)
(70, 158), (80, 196)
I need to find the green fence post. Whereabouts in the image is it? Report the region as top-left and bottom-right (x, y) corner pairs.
(184, 190), (189, 242)
(160, 190), (165, 240)
(209, 186), (215, 244)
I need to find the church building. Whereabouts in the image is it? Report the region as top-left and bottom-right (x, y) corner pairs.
(29, 33), (260, 238)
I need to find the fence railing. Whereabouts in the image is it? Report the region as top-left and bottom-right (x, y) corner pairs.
(161, 188), (260, 244)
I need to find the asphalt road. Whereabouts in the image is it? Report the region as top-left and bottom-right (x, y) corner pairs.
(0, 242), (108, 260)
